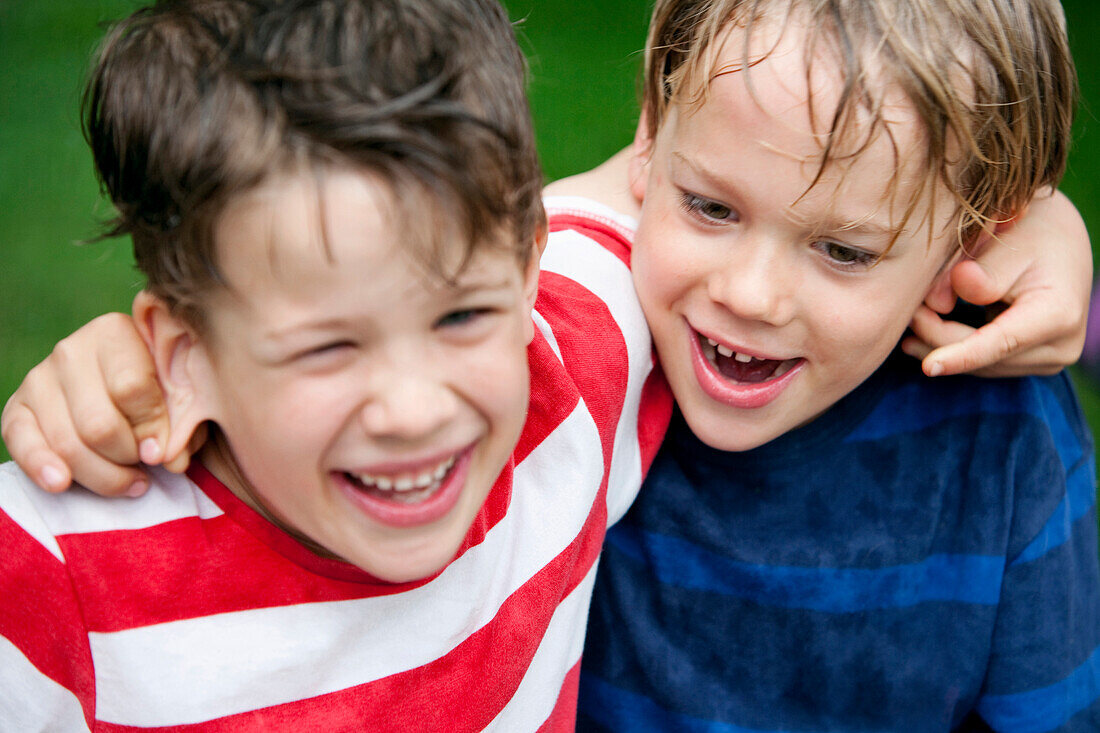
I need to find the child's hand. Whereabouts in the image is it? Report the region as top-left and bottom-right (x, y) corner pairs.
(901, 190), (1091, 377)
(0, 313), (190, 496)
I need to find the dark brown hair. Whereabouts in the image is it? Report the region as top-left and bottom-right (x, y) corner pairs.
(85, 0), (544, 326)
(640, 0), (1076, 249)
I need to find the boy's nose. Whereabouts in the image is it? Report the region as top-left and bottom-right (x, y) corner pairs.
(706, 238), (795, 326)
(357, 371), (460, 440)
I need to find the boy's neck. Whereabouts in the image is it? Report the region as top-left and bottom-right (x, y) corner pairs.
(199, 434), (339, 560)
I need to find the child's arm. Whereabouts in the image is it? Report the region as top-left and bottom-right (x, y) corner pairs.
(0, 313), (188, 496)
(0, 188), (1092, 497)
(901, 189), (1091, 377)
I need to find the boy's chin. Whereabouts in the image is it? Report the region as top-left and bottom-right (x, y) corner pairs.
(678, 403), (815, 453)
(690, 423), (780, 453)
(363, 555), (454, 584)
(340, 530), (468, 583)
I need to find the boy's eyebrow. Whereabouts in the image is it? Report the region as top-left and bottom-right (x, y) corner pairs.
(259, 317), (357, 342)
(258, 273), (517, 342)
(796, 211), (899, 241)
(444, 274), (516, 295)
(670, 150), (731, 192)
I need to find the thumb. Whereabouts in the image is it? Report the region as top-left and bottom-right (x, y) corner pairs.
(949, 216), (1031, 307)
(162, 421), (206, 474)
(950, 257), (1006, 307)
(124, 385), (173, 467)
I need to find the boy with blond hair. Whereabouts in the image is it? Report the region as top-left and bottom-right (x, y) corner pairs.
(570, 0), (1099, 729)
(0, 0), (672, 728)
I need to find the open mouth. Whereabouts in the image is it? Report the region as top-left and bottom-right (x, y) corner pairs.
(343, 454), (458, 506)
(687, 326), (804, 410)
(699, 336), (801, 383)
(336, 447), (474, 528)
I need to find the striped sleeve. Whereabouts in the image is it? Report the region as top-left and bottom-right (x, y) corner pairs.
(0, 463), (94, 731)
(541, 204), (672, 527)
(975, 377), (1100, 732)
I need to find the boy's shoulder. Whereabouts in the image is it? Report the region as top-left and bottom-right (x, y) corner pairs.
(854, 357), (1093, 549)
(0, 461), (215, 551)
(543, 195), (638, 260)
(536, 195), (644, 346)
(855, 354), (1088, 451)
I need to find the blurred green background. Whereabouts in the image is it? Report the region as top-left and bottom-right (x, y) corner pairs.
(1, 0), (1099, 464)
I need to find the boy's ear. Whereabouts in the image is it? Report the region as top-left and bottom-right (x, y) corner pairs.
(629, 113), (656, 205)
(131, 291), (218, 463)
(922, 244), (967, 314)
(521, 224), (546, 344)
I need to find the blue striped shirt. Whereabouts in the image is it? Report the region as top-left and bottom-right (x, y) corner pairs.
(578, 353), (1100, 732)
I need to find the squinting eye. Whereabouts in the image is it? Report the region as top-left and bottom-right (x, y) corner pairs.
(308, 341), (354, 356)
(290, 340), (355, 364)
(815, 240), (879, 269)
(436, 309), (484, 328)
(680, 193), (735, 223)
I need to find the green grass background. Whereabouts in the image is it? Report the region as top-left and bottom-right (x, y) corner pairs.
(1, 0), (1099, 464)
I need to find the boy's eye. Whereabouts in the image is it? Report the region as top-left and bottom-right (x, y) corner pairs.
(680, 193), (736, 223)
(285, 339), (356, 367)
(813, 240), (880, 269)
(436, 308), (486, 329)
(305, 340), (354, 357)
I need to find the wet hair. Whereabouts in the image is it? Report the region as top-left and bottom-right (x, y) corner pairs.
(640, 0), (1076, 249)
(84, 0), (544, 327)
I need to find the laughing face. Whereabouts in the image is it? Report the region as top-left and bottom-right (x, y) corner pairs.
(630, 19), (958, 452)
(167, 168), (537, 582)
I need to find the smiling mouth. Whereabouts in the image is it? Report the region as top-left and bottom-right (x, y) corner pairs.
(343, 454), (459, 506)
(700, 336), (801, 383)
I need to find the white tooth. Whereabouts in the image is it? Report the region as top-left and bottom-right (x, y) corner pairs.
(354, 454), (458, 494)
(734, 352), (753, 363)
(716, 344), (734, 358)
(707, 338), (718, 347)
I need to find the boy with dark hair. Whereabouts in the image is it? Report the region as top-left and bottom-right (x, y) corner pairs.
(0, 0), (670, 728)
(572, 0), (1100, 729)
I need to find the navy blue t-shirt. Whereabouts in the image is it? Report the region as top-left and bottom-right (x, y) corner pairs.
(578, 353), (1100, 732)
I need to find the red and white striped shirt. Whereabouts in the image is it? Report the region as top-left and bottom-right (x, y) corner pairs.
(0, 197), (672, 732)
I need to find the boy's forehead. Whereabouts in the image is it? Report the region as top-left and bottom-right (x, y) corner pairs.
(213, 168), (518, 288)
(704, 16), (914, 142)
(196, 167), (533, 351)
